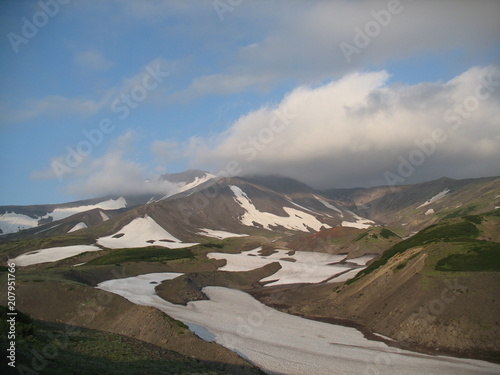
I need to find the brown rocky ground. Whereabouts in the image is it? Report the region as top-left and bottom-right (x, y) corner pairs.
(156, 263), (281, 304)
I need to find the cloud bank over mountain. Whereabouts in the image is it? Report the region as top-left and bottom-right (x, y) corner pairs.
(187, 66), (500, 188)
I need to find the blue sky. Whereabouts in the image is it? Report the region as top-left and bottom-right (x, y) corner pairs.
(1, 0), (499, 205)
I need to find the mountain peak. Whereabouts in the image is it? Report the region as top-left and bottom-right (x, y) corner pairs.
(160, 169), (212, 184)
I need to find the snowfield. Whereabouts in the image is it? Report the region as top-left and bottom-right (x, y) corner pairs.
(229, 185), (330, 232)
(197, 228), (248, 239)
(100, 211), (110, 221)
(97, 273), (500, 375)
(68, 222), (88, 233)
(43, 197), (127, 222)
(341, 210), (375, 229)
(0, 198), (124, 235)
(160, 173), (217, 200)
(0, 212), (39, 234)
(208, 247), (373, 286)
(10, 245), (102, 266)
(418, 189), (450, 208)
(177, 173), (216, 192)
(340, 219), (373, 229)
(97, 215), (198, 249)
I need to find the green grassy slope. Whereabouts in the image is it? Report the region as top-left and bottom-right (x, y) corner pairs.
(348, 211), (499, 283)
(1, 307), (220, 375)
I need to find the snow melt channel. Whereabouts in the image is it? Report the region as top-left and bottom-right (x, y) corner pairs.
(97, 273), (500, 375)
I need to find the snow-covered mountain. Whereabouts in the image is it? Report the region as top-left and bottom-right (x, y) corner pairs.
(2, 173), (498, 246)
(0, 197), (127, 235)
(160, 169), (216, 194)
(0, 170), (217, 237)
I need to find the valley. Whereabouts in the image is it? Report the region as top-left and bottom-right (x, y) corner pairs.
(1, 173), (499, 374)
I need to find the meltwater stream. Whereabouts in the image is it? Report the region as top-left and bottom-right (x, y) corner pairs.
(97, 273), (500, 375)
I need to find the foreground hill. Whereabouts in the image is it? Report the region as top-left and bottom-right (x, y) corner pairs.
(0, 306), (224, 375)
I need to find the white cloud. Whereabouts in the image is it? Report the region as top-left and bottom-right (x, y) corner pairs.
(186, 66), (500, 188)
(167, 0), (500, 100)
(75, 49), (113, 71)
(34, 131), (179, 198)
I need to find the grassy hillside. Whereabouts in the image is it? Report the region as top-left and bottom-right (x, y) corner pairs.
(435, 241), (500, 272)
(348, 216), (494, 284)
(251, 211), (500, 360)
(87, 246), (194, 266)
(0, 306), (220, 375)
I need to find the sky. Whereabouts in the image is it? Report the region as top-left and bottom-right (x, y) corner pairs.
(0, 0), (499, 205)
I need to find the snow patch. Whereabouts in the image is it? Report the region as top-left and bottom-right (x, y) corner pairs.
(68, 222), (88, 233)
(97, 215), (198, 249)
(425, 208), (435, 215)
(177, 173), (216, 192)
(346, 255), (375, 266)
(229, 185), (330, 232)
(403, 231), (418, 240)
(326, 268), (364, 283)
(342, 210), (374, 229)
(10, 245), (101, 266)
(43, 197), (127, 222)
(197, 228), (248, 239)
(418, 189), (450, 208)
(160, 173), (217, 200)
(208, 247), (373, 286)
(99, 211), (109, 221)
(341, 219), (373, 229)
(97, 273), (500, 375)
(0, 212), (39, 235)
(314, 195), (343, 215)
(285, 198), (325, 217)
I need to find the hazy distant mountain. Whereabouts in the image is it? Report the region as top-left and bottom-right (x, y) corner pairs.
(0, 170), (217, 237)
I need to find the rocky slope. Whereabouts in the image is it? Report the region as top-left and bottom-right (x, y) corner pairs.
(251, 212), (500, 361)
